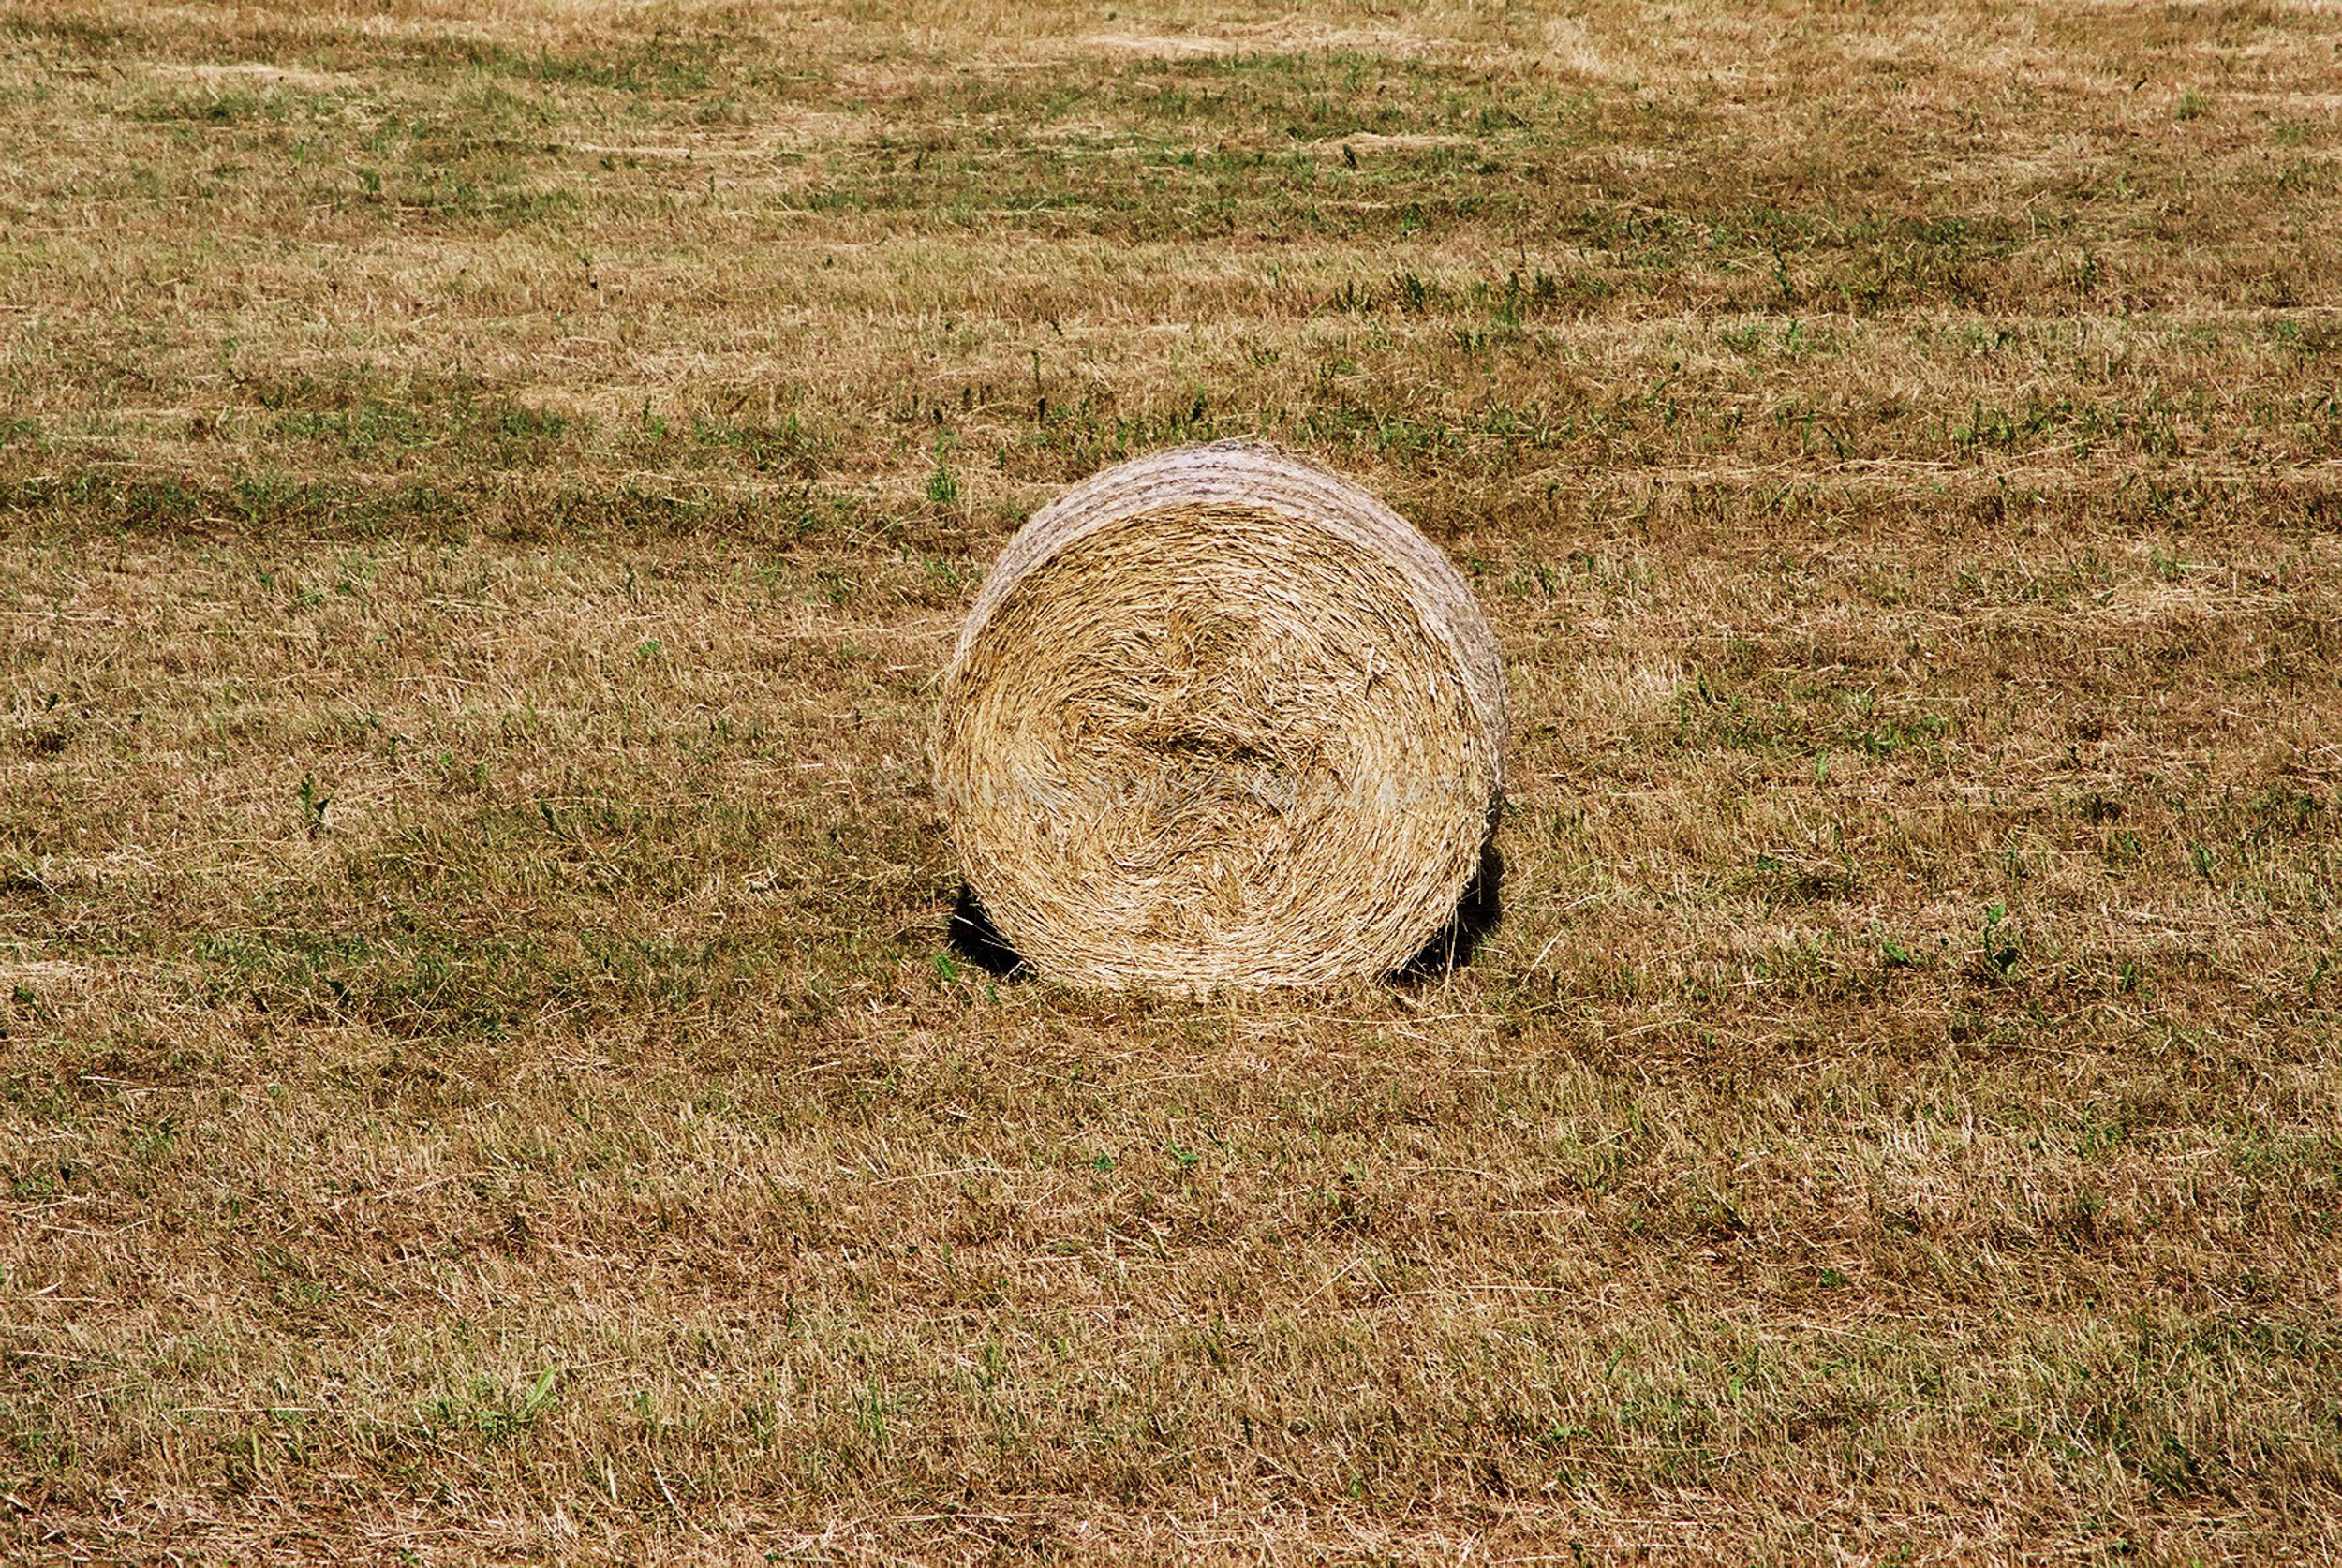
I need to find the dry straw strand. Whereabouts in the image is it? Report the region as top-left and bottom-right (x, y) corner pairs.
(934, 439), (1507, 989)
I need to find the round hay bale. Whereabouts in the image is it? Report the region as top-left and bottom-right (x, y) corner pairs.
(933, 439), (1506, 989)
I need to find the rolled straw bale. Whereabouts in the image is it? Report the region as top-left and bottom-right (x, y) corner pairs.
(933, 439), (1506, 989)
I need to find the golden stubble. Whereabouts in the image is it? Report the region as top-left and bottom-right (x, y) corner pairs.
(3, 0), (2339, 1561)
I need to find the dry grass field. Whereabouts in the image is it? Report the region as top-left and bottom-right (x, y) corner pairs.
(5, 0), (2341, 1561)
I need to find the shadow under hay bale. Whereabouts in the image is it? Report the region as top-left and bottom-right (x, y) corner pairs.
(948, 838), (1502, 987)
(933, 439), (1509, 990)
(947, 885), (1028, 978)
(1393, 838), (1505, 984)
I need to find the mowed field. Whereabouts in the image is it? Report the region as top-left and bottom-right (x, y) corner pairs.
(4, 0), (2341, 1561)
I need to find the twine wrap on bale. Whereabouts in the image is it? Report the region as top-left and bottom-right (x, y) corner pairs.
(934, 439), (1506, 989)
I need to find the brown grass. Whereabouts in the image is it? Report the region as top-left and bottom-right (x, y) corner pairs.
(3, 0), (2340, 1561)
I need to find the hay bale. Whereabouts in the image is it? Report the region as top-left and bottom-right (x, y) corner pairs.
(933, 439), (1506, 988)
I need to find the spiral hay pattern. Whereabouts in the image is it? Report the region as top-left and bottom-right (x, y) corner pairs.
(934, 440), (1506, 989)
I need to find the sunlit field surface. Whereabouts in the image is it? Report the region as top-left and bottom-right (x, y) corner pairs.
(4, 2), (2340, 1561)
